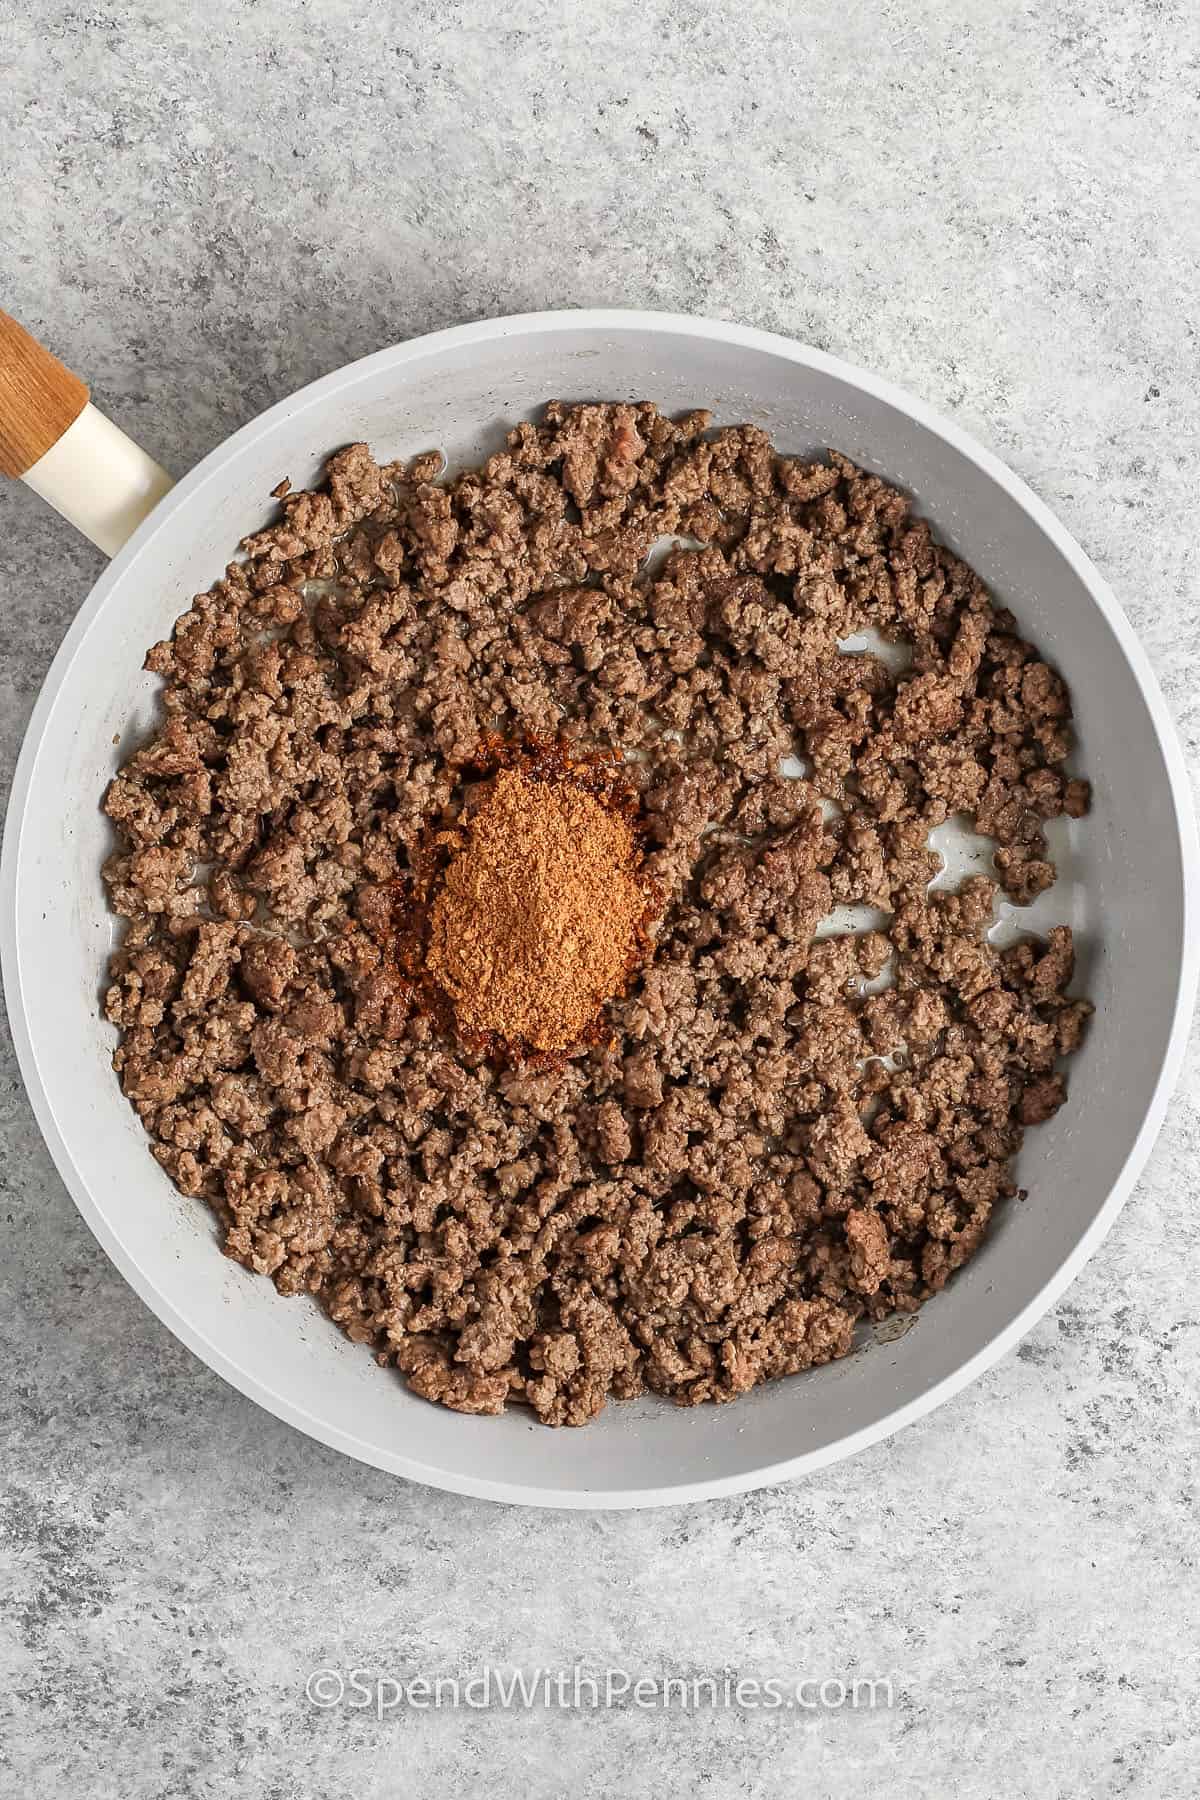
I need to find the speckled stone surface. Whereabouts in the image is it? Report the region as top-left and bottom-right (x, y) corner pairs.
(3, 3), (1199, 1795)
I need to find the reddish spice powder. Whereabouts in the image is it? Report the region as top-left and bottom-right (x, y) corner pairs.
(422, 752), (653, 1054)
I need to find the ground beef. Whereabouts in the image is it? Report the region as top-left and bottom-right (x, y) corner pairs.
(102, 403), (1092, 1426)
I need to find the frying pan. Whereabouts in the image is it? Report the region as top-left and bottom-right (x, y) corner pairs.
(1, 307), (1195, 1508)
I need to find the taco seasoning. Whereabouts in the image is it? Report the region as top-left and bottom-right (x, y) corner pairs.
(423, 752), (653, 1055)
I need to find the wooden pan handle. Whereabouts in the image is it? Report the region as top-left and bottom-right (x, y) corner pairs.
(0, 310), (90, 479)
(0, 307), (173, 554)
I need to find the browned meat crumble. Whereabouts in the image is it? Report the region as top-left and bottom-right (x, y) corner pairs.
(102, 402), (1091, 1425)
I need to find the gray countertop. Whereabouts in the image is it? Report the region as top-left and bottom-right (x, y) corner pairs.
(3, 3), (1199, 1795)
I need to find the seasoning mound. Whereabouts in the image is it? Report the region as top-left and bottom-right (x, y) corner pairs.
(425, 762), (651, 1054)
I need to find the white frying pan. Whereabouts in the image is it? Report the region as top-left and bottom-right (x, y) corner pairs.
(1, 308), (1195, 1508)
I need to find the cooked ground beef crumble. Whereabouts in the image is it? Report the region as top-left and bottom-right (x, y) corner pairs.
(102, 402), (1091, 1425)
